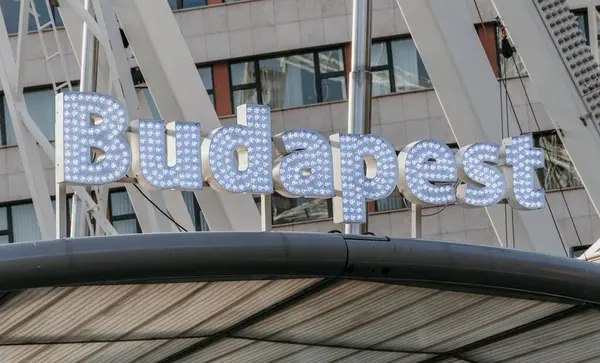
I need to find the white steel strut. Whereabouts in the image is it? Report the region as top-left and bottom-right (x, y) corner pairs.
(57, 0), (195, 234)
(0, 3), (119, 238)
(395, 0), (568, 255)
(112, 0), (261, 231)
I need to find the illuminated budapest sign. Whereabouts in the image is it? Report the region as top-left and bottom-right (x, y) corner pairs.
(56, 92), (545, 224)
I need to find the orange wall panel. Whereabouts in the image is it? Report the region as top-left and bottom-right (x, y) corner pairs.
(212, 62), (233, 116)
(477, 23), (499, 77)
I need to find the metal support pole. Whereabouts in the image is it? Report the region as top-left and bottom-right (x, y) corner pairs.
(411, 203), (422, 238)
(261, 195), (272, 232)
(345, 0), (373, 236)
(70, 0), (98, 237)
(56, 183), (68, 239)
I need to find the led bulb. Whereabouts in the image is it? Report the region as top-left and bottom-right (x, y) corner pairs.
(535, 0), (600, 119)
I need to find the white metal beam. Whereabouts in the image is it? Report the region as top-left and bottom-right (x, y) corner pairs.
(0, 7), (56, 240)
(492, 0), (600, 254)
(112, 0), (260, 231)
(59, 0), (195, 233)
(396, 0), (567, 256)
(0, 2), (117, 238)
(97, 0), (195, 233)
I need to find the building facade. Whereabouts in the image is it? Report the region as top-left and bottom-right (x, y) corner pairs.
(0, 0), (597, 255)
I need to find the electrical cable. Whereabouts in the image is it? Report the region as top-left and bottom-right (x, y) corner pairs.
(502, 55), (517, 249)
(131, 183), (189, 232)
(422, 205), (448, 217)
(92, 152), (189, 233)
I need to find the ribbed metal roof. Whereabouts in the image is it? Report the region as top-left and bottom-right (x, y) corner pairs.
(0, 232), (597, 362)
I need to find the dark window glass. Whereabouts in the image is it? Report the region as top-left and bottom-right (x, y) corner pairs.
(182, 191), (209, 231)
(375, 197), (408, 213)
(0, 0), (62, 34)
(370, 38), (431, 96)
(230, 47), (347, 111)
(572, 245), (592, 258)
(168, 0), (207, 9)
(571, 10), (600, 61)
(0, 0), (20, 34)
(259, 54), (317, 108)
(109, 191), (141, 235)
(0, 207), (8, 244)
(198, 66), (215, 105)
(231, 61), (256, 86)
(183, 0), (207, 8)
(535, 133), (582, 191)
(2, 85), (78, 146)
(496, 26), (527, 78)
(318, 49), (344, 73)
(272, 195), (332, 225)
(391, 38), (432, 91)
(320, 76), (346, 103)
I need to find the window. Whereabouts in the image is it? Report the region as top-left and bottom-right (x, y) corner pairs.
(571, 9), (600, 60)
(0, 207), (9, 244)
(168, 0), (207, 10)
(230, 48), (347, 111)
(0, 0), (62, 34)
(371, 38), (432, 97)
(198, 66), (215, 105)
(572, 245), (592, 258)
(109, 191), (141, 235)
(497, 10), (592, 78)
(0, 200), (71, 243)
(252, 194), (333, 226)
(534, 133), (582, 191)
(496, 26), (527, 78)
(272, 195), (332, 225)
(182, 191), (209, 231)
(375, 196), (409, 213)
(1, 85), (78, 146)
(109, 189), (209, 233)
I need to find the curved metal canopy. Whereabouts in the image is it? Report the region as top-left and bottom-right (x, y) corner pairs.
(0, 232), (598, 363)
